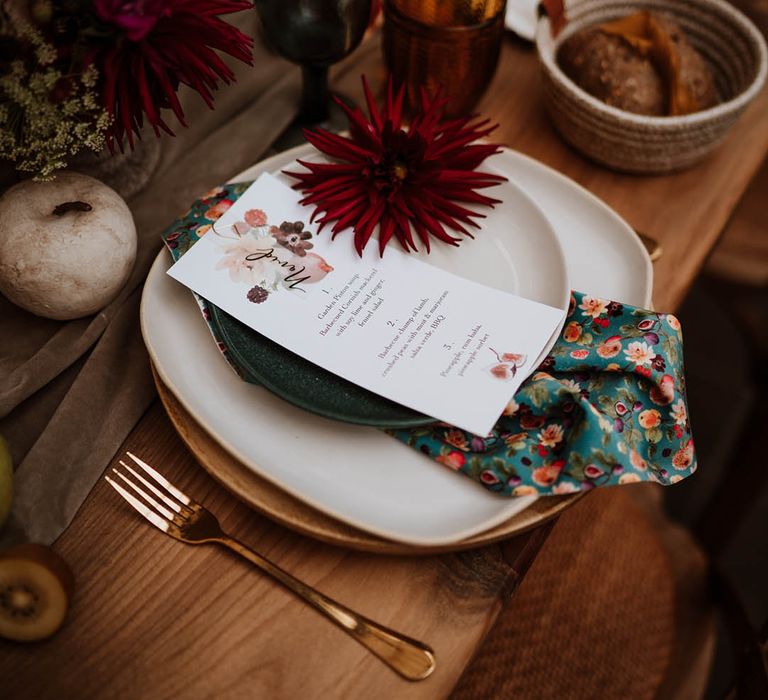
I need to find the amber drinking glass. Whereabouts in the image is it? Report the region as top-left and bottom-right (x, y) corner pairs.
(383, 0), (507, 118)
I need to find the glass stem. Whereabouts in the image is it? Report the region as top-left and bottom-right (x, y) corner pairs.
(299, 64), (330, 125)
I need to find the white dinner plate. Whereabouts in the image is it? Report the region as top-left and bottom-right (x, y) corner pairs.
(501, 149), (652, 305)
(505, 0), (539, 41)
(141, 146), (652, 546)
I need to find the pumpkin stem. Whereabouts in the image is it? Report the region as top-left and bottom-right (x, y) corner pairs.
(52, 201), (92, 216)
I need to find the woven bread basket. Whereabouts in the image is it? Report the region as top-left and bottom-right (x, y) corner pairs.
(536, 0), (767, 173)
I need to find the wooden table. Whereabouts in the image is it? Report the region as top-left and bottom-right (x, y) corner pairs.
(2, 28), (767, 700)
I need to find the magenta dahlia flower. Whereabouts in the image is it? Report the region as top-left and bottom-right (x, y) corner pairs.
(91, 0), (253, 149)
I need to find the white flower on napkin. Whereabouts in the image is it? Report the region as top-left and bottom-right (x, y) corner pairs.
(579, 296), (609, 318)
(624, 340), (655, 367)
(671, 399), (687, 425)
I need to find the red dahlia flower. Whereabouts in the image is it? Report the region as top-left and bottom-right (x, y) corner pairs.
(284, 79), (506, 256)
(91, 0), (253, 149)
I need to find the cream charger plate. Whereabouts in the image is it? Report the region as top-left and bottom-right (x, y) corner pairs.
(142, 145), (652, 546)
(142, 147), (569, 546)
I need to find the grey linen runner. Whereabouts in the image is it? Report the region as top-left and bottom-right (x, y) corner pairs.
(0, 17), (304, 548)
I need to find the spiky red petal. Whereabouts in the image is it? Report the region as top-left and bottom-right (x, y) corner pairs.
(90, 0), (253, 150)
(285, 77), (506, 256)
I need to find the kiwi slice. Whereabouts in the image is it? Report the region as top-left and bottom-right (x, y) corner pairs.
(0, 543), (74, 642)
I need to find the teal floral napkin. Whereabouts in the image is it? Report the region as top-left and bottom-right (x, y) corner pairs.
(162, 183), (696, 497)
(389, 297), (695, 496)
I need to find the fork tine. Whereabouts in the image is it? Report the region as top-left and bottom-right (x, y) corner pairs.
(112, 469), (177, 522)
(105, 475), (171, 534)
(119, 460), (185, 515)
(125, 451), (192, 505)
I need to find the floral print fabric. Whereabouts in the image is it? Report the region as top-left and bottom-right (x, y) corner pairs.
(391, 293), (696, 495)
(162, 183), (252, 376)
(162, 184), (697, 497)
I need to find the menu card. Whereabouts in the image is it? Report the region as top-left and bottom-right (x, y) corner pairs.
(168, 174), (565, 435)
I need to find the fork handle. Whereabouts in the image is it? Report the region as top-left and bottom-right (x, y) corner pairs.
(220, 537), (435, 681)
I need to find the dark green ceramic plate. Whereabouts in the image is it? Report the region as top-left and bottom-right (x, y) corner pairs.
(208, 303), (434, 428)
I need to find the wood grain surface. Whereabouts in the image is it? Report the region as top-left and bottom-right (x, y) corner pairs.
(2, 25), (767, 700)
(0, 404), (525, 700)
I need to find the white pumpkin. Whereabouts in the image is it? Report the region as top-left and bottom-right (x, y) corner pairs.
(0, 173), (137, 320)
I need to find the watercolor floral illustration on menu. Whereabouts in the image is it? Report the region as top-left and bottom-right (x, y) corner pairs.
(487, 349), (527, 382)
(209, 207), (334, 305)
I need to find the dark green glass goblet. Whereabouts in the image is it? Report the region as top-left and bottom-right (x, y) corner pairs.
(254, 0), (373, 143)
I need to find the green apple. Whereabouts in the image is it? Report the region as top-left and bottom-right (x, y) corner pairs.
(0, 435), (12, 529)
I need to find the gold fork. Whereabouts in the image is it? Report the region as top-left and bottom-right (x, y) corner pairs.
(105, 452), (436, 681)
